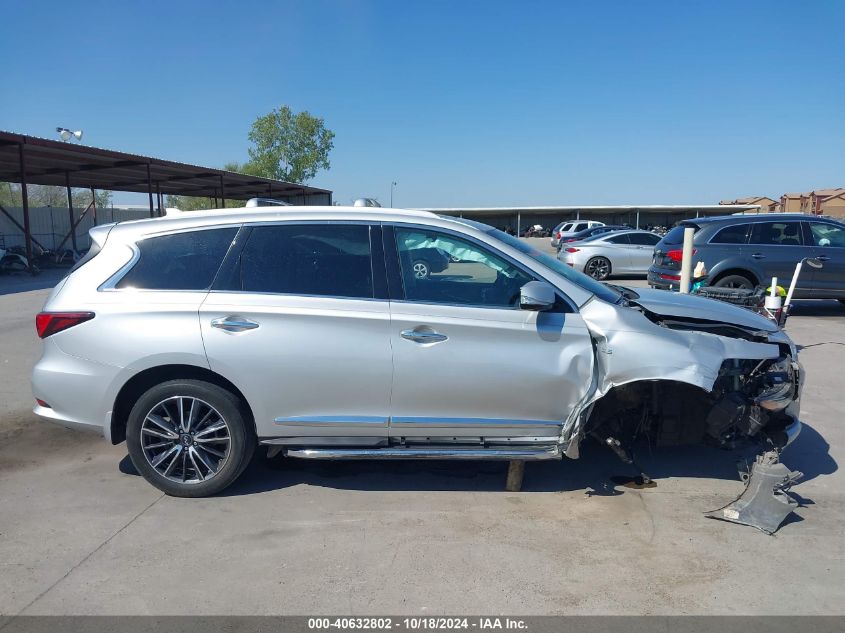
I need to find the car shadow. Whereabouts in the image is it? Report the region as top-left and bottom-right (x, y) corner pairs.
(203, 422), (835, 498)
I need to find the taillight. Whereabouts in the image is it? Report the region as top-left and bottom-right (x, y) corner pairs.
(659, 273), (681, 281)
(35, 312), (95, 338)
(555, 231), (561, 239)
(564, 247), (580, 253)
(565, 238), (576, 243)
(666, 248), (697, 262)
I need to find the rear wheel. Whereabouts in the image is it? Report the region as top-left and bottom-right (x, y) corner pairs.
(713, 273), (754, 290)
(126, 379), (255, 497)
(585, 256), (611, 280)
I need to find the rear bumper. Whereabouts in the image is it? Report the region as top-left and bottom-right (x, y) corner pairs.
(31, 339), (119, 439)
(647, 267), (680, 290)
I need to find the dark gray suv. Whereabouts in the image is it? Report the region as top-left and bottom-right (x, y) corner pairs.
(648, 214), (845, 301)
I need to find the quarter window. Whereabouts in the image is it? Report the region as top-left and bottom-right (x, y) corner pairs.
(116, 228), (237, 290)
(606, 234), (631, 244)
(711, 224), (749, 244)
(235, 224), (374, 298)
(808, 222), (845, 247)
(749, 222), (803, 246)
(394, 228), (533, 308)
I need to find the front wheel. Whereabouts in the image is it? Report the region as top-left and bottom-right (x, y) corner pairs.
(585, 256), (611, 280)
(126, 379), (255, 497)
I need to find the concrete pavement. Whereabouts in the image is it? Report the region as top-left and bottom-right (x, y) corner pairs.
(1, 278), (843, 615)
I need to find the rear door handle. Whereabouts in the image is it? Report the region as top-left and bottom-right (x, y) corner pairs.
(211, 316), (259, 332)
(816, 255), (830, 262)
(751, 253), (766, 259)
(400, 329), (448, 344)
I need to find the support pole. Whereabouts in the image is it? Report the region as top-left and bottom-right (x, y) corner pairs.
(505, 460), (525, 492)
(18, 144), (34, 274)
(65, 172), (78, 252)
(156, 183), (162, 216)
(679, 226), (695, 294)
(146, 163), (154, 217)
(636, 210), (640, 230)
(55, 201), (93, 253)
(219, 175), (225, 208)
(516, 212), (521, 236)
(90, 188), (97, 225)
(0, 203), (47, 251)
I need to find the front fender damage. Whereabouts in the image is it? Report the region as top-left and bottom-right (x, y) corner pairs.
(563, 296), (804, 533)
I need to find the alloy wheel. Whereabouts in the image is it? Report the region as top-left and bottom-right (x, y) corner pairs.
(586, 258), (610, 280)
(412, 261), (429, 279)
(140, 396), (231, 484)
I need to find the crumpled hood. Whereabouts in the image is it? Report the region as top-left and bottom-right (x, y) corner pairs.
(629, 287), (780, 333)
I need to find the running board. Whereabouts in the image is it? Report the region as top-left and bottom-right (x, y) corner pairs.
(285, 446), (562, 461)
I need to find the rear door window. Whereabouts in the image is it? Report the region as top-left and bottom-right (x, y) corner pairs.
(116, 228), (237, 290)
(711, 224), (750, 244)
(749, 222), (803, 246)
(234, 224), (374, 298)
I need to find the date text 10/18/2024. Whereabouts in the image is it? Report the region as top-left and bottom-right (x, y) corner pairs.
(308, 618), (528, 630)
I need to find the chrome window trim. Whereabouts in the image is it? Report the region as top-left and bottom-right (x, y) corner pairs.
(206, 289), (389, 303)
(388, 221), (578, 313)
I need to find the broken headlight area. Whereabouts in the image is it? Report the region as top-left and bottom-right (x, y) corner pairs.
(585, 355), (799, 454)
(705, 356), (798, 447)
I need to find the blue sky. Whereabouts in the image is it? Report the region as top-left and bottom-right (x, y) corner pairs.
(2, 0), (844, 207)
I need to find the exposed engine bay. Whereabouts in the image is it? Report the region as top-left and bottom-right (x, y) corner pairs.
(565, 290), (806, 533)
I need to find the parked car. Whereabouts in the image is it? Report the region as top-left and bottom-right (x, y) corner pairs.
(648, 214), (845, 301)
(33, 206), (802, 512)
(402, 246), (450, 279)
(558, 229), (661, 280)
(550, 220), (605, 248)
(555, 224), (629, 250)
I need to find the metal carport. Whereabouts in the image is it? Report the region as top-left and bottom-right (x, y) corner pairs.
(0, 130), (332, 272)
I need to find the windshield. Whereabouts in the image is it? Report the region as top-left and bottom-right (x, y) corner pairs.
(481, 225), (622, 304)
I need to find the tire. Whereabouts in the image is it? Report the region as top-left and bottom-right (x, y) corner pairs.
(411, 260), (430, 280)
(713, 273), (754, 290)
(585, 256), (611, 280)
(126, 379), (255, 497)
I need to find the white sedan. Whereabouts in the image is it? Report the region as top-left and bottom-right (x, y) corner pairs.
(558, 229), (661, 280)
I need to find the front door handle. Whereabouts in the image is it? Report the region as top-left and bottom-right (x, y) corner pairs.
(751, 252), (766, 259)
(211, 316), (259, 332)
(400, 329), (448, 344)
(816, 255), (830, 262)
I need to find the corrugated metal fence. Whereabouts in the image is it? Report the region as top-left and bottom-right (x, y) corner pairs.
(0, 206), (150, 251)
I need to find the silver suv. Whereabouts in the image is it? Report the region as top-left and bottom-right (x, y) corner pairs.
(33, 206), (803, 498)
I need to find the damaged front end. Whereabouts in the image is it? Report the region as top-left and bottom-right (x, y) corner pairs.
(566, 289), (805, 533)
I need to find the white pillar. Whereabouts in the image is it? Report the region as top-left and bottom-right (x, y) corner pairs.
(517, 212), (521, 236)
(679, 227), (695, 294)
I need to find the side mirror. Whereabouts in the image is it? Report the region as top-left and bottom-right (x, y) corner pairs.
(805, 257), (824, 269)
(520, 281), (556, 311)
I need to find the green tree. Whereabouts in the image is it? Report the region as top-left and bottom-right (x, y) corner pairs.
(166, 162), (248, 211)
(0, 182), (111, 209)
(246, 105), (334, 183)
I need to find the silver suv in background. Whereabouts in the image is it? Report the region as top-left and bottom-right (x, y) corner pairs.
(550, 220), (605, 248)
(33, 206), (803, 503)
(648, 214), (845, 301)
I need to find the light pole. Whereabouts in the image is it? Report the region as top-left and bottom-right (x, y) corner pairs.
(390, 181), (397, 207)
(56, 127), (83, 142)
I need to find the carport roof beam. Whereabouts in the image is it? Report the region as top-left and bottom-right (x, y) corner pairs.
(0, 130), (332, 202)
